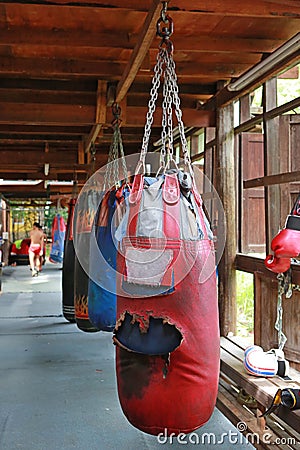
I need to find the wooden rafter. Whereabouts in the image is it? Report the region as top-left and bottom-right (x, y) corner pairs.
(115, 0), (162, 103)
(84, 0), (163, 152)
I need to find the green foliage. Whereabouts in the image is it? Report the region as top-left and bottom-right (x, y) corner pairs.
(251, 66), (300, 112)
(277, 76), (300, 111)
(236, 270), (254, 338)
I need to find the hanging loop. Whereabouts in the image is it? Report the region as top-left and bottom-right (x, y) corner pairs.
(103, 103), (128, 190)
(138, 4), (192, 176)
(157, 2), (174, 54)
(90, 142), (96, 162)
(111, 102), (122, 127)
(156, 16), (173, 39)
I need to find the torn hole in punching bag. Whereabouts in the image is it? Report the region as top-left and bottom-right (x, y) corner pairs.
(113, 312), (182, 355)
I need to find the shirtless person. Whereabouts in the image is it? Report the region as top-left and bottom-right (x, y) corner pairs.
(29, 222), (44, 276)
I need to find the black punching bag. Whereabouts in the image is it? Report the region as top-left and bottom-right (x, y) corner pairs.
(74, 188), (101, 332)
(62, 198), (76, 323)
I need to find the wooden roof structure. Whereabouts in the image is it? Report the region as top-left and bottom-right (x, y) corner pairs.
(1, 0), (300, 200)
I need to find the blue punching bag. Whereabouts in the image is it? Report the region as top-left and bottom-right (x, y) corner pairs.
(88, 189), (117, 331)
(49, 214), (66, 264)
(88, 186), (127, 331)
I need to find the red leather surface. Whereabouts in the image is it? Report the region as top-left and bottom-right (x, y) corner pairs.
(115, 239), (219, 435)
(264, 254), (291, 273)
(271, 228), (300, 258)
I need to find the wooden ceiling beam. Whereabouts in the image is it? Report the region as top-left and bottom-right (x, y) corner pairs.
(0, 78), (97, 92)
(2, 1), (300, 18)
(172, 1), (300, 17)
(0, 56), (252, 79)
(0, 56), (124, 79)
(0, 1), (152, 10)
(0, 82), (216, 110)
(0, 125), (91, 135)
(0, 164), (91, 176)
(0, 103), (95, 125)
(0, 182), (81, 197)
(0, 89), (95, 105)
(0, 103), (215, 127)
(0, 151), (77, 166)
(0, 27), (286, 55)
(0, 28), (134, 50)
(0, 136), (80, 143)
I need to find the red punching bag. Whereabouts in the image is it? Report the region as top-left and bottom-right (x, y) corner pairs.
(114, 172), (219, 436)
(113, 8), (220, 435)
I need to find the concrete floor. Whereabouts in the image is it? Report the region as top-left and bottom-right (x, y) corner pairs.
(0, 263), (254, 450)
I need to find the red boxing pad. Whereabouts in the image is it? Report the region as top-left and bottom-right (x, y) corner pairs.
(265, 194), (300, 273)
(264, 254), (291, 274)
(271, 227), (300, 259)
(114, 173), (220, 436)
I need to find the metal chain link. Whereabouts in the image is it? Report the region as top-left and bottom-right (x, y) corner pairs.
(140, 52), (164, 166)
(161, 52), (175, 169)
(139, 44), (192, 174)
(276, 273), (288, 351)
(103, 104), (128, 191)
(274, 268), (300, 351)
(139, 3), (192, 174)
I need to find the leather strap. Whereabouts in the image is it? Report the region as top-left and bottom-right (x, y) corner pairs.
(191, 185), (208, 240)
(129, 173), (143, 205)
(286, 214), (300, 231)
(127, 174), (144, 236)
(68, 199), (76, 241)
(162, 173), (180, 205)
(163, 174), (180, 240)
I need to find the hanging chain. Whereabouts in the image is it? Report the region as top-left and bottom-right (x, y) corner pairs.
(90, 142), (97, 175)
(160, 57), (175, 170)
(276, 275), (287, 351)
(103, 103), (128, 191)
(140, 53), (164, 169)
(139, 2), (192, 174)
(275, 265), (300, 351)
(275, 272), (291, 351)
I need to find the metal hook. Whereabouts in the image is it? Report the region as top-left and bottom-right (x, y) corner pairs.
(111, 102), (122, 127)
(90, 142), (96, 161)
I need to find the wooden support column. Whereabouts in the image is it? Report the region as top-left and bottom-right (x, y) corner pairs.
(263, 78), (281, 251)
(239, 94), (251, 122)
(215, 103), (237, 336)
(78, 141), (85, 165)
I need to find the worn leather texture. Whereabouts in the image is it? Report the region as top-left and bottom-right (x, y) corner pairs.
(114, 173), (220, 435)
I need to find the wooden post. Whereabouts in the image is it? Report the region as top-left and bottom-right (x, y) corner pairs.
(263, 78), (281, 251)
(78, 141), (85, 165)
(216, 103), (237, 336)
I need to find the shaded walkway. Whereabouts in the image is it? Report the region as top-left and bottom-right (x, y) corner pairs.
(0, 264), (254, 450)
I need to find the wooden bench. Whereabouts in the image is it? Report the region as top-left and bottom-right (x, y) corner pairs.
(218, 336), (300, 449)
